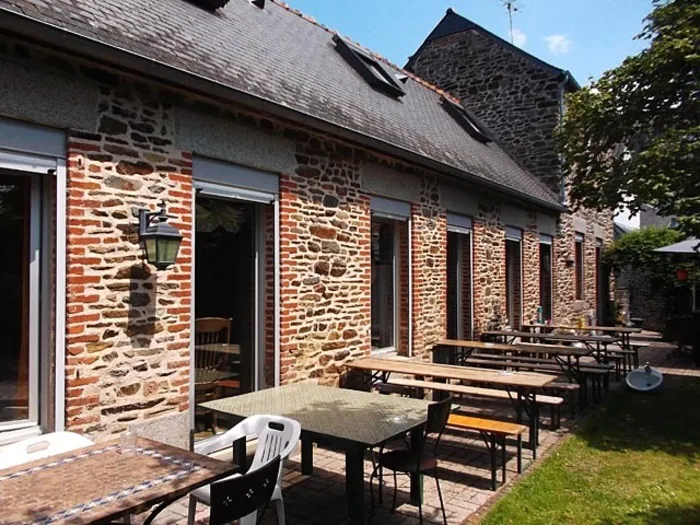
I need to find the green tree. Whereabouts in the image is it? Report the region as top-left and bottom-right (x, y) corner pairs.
(604, 226), (686, 293)
(558, 0), (699, 236)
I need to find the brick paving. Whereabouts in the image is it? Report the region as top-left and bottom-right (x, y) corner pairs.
(134, 341), (697, 525)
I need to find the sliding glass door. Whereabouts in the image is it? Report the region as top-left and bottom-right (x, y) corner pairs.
(0, 172), (40, 429)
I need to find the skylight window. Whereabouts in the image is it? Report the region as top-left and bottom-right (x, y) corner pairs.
(441, 97), (492, 143)
(333, 35), (405, 98)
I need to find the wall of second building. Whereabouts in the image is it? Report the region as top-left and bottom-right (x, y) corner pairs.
(408, 29), (563, 192)
(409, 27), (615, 325)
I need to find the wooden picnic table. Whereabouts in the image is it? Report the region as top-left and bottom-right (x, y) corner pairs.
(433, 338), (590, 363)
(433, 339), (593, 383)
(195, 342), (241, 356)
(202, 383), (431, 525)
(482, 329), (620, 353)
(345, 357), (556, 452)
(0, 438), (234, 525)
(521, 323), (641, 353)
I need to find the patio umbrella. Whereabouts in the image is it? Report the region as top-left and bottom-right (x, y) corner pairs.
(654, 238), (700, 254)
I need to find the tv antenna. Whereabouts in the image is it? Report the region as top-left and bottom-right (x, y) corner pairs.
(501, 1), (520, 44)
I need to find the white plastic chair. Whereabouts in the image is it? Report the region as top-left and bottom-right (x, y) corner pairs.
(0, 431), (94, 470)
(188, 414), (301, 525)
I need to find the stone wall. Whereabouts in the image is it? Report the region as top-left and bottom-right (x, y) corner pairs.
(0, 34), (615, 441)
(522, 214), (541, 325)
(65, 84), (192, 438)
(411, 175), (447, 359)
(277, 145), (372, 386)
(409, 25), (615, 325)
(472, 200), (506, 335)
(408, 29), (563, 192)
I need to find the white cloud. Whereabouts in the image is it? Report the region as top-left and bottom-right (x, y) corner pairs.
(544, 34), (573, 55)
(509, 28), (527, 48)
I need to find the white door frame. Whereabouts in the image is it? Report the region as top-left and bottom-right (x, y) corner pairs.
(0, 149), (66, 439)
(190, 180), (279, 428)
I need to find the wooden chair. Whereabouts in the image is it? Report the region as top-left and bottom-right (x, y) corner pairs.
(194, 317), (232, 432)
(194, 317), (232, 370)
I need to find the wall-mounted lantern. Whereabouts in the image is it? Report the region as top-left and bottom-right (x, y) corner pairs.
(138, 200), (182, 270)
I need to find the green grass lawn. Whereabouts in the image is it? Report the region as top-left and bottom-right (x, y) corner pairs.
(482, 375), (700, 525)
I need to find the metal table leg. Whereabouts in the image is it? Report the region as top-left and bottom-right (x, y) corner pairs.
(409, 426), (425, 506)
(301, 436), (314, 475)
(346, 442), (366, 525)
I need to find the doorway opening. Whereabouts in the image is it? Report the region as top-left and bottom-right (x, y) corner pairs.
(0, 172), (40, 429)
(505, 235), (523, 329)
(194, 193), (273, 435)
(539, 237), (553, 323)
(447, 231), (473, 340)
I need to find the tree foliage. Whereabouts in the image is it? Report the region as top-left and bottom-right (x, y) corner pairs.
(558, 0), (700, 237)
(604, 226), (685, 291)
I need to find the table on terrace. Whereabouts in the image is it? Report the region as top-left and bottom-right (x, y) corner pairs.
(202, 383), (432, 525)
(482, 329), (620, 354)
(345, 357), (556, 452)
(0, 438), (235, 525)
(433, 338), (592, 378)
(521, 323), (641, 352)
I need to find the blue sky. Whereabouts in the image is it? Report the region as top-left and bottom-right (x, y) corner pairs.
(286, 0), (654, 84)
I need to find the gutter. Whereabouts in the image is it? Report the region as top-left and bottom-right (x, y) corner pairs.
(0, 7), (566, 214)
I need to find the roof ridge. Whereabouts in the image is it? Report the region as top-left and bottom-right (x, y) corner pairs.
(270, 0), (462, 104)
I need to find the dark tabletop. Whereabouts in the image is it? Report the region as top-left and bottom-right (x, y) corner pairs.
(202, 383), (432, 448)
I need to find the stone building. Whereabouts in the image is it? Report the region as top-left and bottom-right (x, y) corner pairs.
(0, 0), (606, 444)
(407, 8), (614, 326)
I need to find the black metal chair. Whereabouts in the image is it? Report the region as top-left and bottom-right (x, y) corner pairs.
(369, 397), (453, 525)
(208, 455), (281, 525)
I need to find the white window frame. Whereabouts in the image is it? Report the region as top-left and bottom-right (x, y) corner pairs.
(0, 149), (66, 436)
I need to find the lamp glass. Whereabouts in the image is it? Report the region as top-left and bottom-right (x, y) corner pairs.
(157, 236), (181, 266)
(144, 237), (158, 265)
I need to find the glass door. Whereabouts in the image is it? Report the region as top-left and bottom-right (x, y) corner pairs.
(0, 172), (40, 429)
(194, 189), (274, 436)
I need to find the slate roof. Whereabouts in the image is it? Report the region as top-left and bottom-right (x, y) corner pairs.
(407, 8), (580, 91)
(0, 0), (562, 208)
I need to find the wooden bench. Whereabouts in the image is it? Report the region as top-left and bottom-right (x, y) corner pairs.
(447, 413), (527, 490)
(386, 377), (564, 433)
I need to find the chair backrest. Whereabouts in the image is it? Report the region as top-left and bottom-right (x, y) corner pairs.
(0, 432), (94, 470)
(247, 415), (302, 472)
(194, 317), (232, 369)
(194, 414), (301, 467)
(424, 397), (453, 457)
(209, 455), (281, 525)
(195, 317), (232, 345)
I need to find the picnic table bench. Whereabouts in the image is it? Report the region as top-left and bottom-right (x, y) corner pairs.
(446, 414), (527, 491)
(432, 339), (609, 408)
(345, 357), (556, 453)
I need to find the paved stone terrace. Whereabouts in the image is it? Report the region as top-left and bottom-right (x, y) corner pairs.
(136, 342), (695, 525)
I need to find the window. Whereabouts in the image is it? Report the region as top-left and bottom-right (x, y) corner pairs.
(575, 233), (584, 300)
(447, 230), (473, 340)
(505, 227), (523, 329)
(371, 218), (397, 351)
(539, 235), (553, 322)
(0, 172), (43, 429)
(441, 97), (492, 143)
(333, 35), (406, 98)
